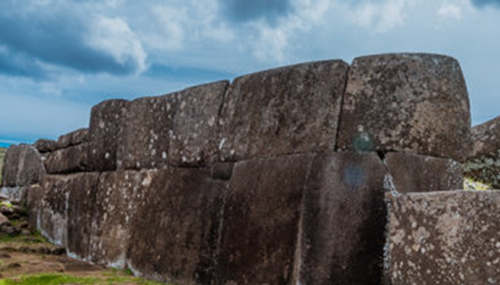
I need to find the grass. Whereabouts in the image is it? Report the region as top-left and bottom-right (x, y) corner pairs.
(0, 272), (169, 285)
(0, 231), (48, 244)
(464, 177), (492, 191)
(0, 147), (6, 184)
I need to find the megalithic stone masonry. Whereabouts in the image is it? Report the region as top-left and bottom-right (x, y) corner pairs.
(2, 53), (499, 285)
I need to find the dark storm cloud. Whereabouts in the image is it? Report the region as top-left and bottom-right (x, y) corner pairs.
(0, 50), (47, 79)
(220, 0), (293, 24)
(0, 1), (142, 79)
(471, 0), (500, 7)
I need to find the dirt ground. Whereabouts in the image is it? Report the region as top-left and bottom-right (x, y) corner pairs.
(0, 234), (166, 284)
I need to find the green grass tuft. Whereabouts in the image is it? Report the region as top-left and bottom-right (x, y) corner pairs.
(0, 272), (170, 285)
(0, 273), (99, 285)
(0, 231), (48, 244)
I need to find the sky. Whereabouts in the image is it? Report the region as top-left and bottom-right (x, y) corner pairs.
(0, 0), (499, 147)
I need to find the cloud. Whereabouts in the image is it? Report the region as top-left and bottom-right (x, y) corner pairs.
(438, 3), (462, 20)
(470, 0), (500, 8)
(0, 0), (146, 79)
(219, 0), (293, 24)
(346, 0), (410, 33)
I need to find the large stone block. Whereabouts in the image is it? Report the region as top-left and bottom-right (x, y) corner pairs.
(57, 128), (88, 149)
(298, 152), (388, 285)
(88, 99), (128, 171)
(337, 53), (471, 161)
(26, 184), (45, 231)
(168, 81), (229, 167)
(117, 95), (174, 170)
(44, 143), (88, 174)
(1, 144), (45, 187)
(127, 168), (227, 285)
(385, 191), (500, 285)
(215, 154), (313, 285)
(66, 173), (99, 260)
(385, 153), (463, 193)
(33, 139), (58, 153)
(219, 60), (349, 161)
(38, 175), (73, 246)
(89, 170), (149, 268)
(464, 115), (500, 188)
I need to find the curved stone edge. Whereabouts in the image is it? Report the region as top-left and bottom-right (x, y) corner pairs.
(1, 144), (45, 188)
(337, 53), (471, 162)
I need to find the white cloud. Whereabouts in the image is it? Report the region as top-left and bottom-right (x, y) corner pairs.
(86, 15), (147, 74)
(348, 0), (411, 33)
(438, 3), (462, 20)
(243, 0), (332, 63)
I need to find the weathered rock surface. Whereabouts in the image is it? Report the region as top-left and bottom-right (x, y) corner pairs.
(33, 139), (58, 153)
(127, 168), (226, 285)
(118, 81), (228, 170)
(57, 128), (88, 149)
(44, 143), (88, 174)
(89, 170), (148, 268)
(299, 152), (387, 285)
(38, 175), (74, 246)
(385, 191), (500, 285)
(26, 184), (45, 231)
(216, 154), (312, 285)
(219, 60), (349, 162)
(1, 144), (45, 187)
(337, 53), (471, 161)
(66, 173), (99, 260)
(464, 115), (500, 188)
(168, 81), (229, 167)
(385, 153), (463, 193)
(88, 99), (128, 172)
(0, 187), (27, 204)
(117, 95), (173, 170)
(0, 212), (9, 227)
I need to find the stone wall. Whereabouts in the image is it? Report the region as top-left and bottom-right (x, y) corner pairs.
(464, 115), (500, 188)
(0, 53), (479, 285)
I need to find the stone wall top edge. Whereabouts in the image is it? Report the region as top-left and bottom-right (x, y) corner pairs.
(351, 52), (460, 64)
(230, 59), (349, 82)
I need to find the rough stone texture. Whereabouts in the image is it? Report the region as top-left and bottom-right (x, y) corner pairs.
(210, 162), (234, 181)
(337, 53), (471, 162)
(57, 128), (88, 149)
(33, 139), (58, 153)
(89, 170), (148, 268)
(117, 95), (174, 170)
(219, 60), (349, 162)
(0, 212), (8, 226)
(299, 152), (388, 285)
(26, 184), (45, 231)
(66, 173), (99, 260)
(1, 144), (45, 187)
(88, 99), (128, 172)
(39, 175), (73, 246)
(385, 153), (463, 193)
(44, 143), (88, 174)
(127, 168), (227, 285)
(216, 154), (313, 285)
(0, 186), (27, 204)
(168, 81), (229, 167)
(464, 115), (500, 188)
(385, 191), (500, 285)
